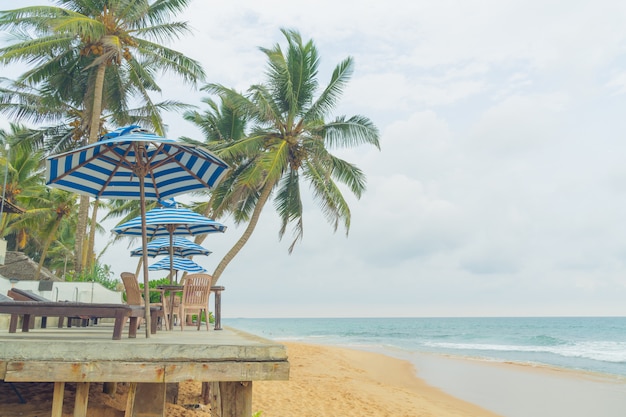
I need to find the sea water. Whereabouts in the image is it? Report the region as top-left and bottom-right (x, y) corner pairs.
(224, 316), (626, 378)
(226, 317), (626, 417)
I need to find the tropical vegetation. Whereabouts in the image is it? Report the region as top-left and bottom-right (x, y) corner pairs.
(0, 3), (379, 289)
(0, 0), (204, 273)
(187, 29), (380, 283)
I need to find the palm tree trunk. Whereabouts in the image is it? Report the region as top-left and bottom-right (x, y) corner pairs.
(75, 63), (107, 273)
(211, 180), (275, 284)
(86, 200), (99, 270)
(74, 197), (89, 274)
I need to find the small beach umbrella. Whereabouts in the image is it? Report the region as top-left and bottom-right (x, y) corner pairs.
(45, 125), (229, 337)
(130, 237), (211, 258)
(149, 256), (207, 274)
(112, 205), (226, 283)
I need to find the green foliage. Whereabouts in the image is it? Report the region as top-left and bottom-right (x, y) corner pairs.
(252, 412), (263, 417)
(143, 276), (170, 303)
(65, 262), (117, 290)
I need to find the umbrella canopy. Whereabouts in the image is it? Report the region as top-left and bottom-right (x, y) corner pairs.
(45, 125), (229, 337)
(130, 237), (211, 258)
(112, 207), (227, 238)
(149, 256), (207, 273)
(46, 126), (229, 200)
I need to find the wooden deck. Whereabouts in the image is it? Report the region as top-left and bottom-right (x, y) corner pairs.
(0, 324), (289, 416)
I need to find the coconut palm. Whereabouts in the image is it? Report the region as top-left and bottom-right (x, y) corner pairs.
(25, 188), (78, 279)
(182, 93), (250, 242)
(202, 29), (380, 283)
(0, 0), (204, 141)
(0, 0), (205, 272)
(0, 125), (47, 241)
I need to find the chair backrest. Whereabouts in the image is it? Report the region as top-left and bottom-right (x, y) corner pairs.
(181, 273), (212, 308)
(121, 272), (143, 306)
(7, 288), (51, 302)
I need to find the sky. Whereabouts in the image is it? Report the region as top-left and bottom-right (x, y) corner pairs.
(3, 0), (626, 318)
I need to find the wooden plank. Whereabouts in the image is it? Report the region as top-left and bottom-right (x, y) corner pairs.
(51, 382), (65, 417)
(124, 382), (137, 417)
(4, 360), (288, 382)
(164, 361), (290, 382)
(131, 383), (166, 417)
(73, 382), (90, 417)
(216, 381), (252, 417)
(4, 361), (166, 382)
(0, 360), (6, 379)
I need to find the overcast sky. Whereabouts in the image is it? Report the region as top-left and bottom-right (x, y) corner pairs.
(4, 1), (626, 318)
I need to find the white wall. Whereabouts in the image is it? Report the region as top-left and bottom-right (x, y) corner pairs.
(0, 277), (123, 303)
(0, 277), (124, 329)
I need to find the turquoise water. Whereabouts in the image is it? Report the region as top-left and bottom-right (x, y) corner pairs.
(225, 317), (626, 377)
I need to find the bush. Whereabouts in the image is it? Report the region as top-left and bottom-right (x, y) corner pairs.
(65, 263), (117, 290)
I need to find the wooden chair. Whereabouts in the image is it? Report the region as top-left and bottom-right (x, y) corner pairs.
(178, 273), (212, 331)
(120, 272), (167, 330)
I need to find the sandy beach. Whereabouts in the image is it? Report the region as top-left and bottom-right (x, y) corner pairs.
(0, 341), (501, 417)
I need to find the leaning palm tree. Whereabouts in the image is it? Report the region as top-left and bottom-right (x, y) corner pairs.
(0, 0), (205, 272)
(204, 29), (380, 284)
(182, 93), (250, 239)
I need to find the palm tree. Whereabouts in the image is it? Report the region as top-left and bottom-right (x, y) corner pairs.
(202, 29), (380, 284)
(0, 125), (46, 241)
(25, 188), (78, 279)
(0, 0), (205, 272)
(182, 93), (250, 244)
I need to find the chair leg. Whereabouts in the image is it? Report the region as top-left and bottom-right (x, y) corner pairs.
(161, 308), (169, 331)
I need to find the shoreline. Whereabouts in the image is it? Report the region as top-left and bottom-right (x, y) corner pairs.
(337, 342), (626, 417)
(252, 341), (502, 417)
(408, 350), (626, 417)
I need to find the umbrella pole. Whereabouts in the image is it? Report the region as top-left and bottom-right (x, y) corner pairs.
(168, 230), (175, 330)
(139, 175), (151, 338)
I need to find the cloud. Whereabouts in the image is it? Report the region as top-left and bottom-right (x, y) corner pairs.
(6, 0), (626, 317)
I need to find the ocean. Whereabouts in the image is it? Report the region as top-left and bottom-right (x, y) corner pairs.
(226, 317), (626, 417)
(225, 316), (626, 378)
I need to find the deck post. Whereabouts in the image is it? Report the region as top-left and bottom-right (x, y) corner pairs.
(51, 382), (65, 417)
(210, 381), (252, 417)
(126, 382), (166, 417)
(73, 382), (90, 417)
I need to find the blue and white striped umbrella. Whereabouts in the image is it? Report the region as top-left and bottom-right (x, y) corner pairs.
(130, 237), (211, 258)
(45, 126), (229, 200)
(112, 207), (227, 238)
(45, 126), (229, 337)
(149, 256), (207, 273)
(113, 206), (225, 284)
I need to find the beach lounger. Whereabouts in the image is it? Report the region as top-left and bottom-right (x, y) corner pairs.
(7, 288), (101, 328)
(0, 301), (161, 340)
(7, 288), (53, 328)
(0, 293), (13, 302)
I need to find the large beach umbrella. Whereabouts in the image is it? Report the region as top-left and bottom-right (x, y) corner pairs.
(149, 256), (207, 274)
(112, 206), (226, 283)
(45, 126), (229, 337)
(130, 237), (211, 258)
